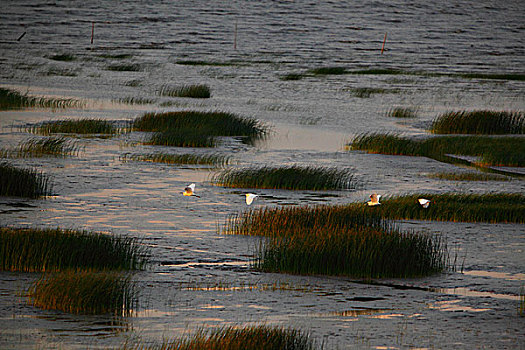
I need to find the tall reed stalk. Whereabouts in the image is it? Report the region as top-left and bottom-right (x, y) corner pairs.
(29, 271), (136, 315)
(123, 325), (319, 350)
(430, 110), (524, 134)
(0, 162), (51, 198)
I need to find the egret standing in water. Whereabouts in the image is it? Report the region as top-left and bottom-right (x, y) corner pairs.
(183, 183), (200, 198)
(245, 193), (258, 205)
(367, 193), (381, 206)
(418, 198), (431, 208)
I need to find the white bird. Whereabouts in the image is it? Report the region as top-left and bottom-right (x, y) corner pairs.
(366, 193), (381, 206)
(182, 183), (200, 198)
(418, 198), (431, 208)
(245, 193), (258, 205)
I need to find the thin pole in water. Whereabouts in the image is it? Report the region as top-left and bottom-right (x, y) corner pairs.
(234, 19), (238, 50)
(91, 22), (94, 45)
(381, 32), (387, 55)
(17, 32), (26, 41)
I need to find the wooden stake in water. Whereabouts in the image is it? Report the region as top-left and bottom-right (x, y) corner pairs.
(381, 32), (387, 55)
(91, 22), (94, 45)
(234, 20), (238, 50)
(17, 32), (27, 41)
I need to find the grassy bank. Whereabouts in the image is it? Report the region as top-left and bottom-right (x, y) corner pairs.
(224, 205), (447, 278)
(29, 271), (136, 315)
(0, 162), (52, 198)
(349, 133), (525, 167)
(30, 118), (117, 135)
(213, 166), (358, 190)
(430, 110), (524, 135)
(372, 193), (525, 223)
(0, 88), (84, 110)
(0, 227), (147, 272)
(123, 325), (319, 350)
(159, 84), (211, 98)
(0, 137), (81, 158)
(133, 111), (266, 147)
(121, 152), (230, 166)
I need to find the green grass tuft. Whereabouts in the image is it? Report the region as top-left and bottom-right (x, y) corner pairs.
(121, 152), (230, 166)
(123, 325), (318, 350)
(106, 63), (142, 72)
(30, 118), (117, 135)
(47, 53), (76, 62)
(224, 205), (447, 278)
(388, 107), (417, 118)
(0, 227), (148, 272)
(133, 111), (266, 147)
(0, 88), (84, 110)
(213, 166), (357, 190)
(349, 133), (525, 167)
(427, 172), (510, 181)
(0, 162), (52, 198)
(29, 271), (136, 315)
(430, 110), (524, 135)
(308, 67), (347, 75)
(1, 137), (81, 158)
(159, 84), (211, 98)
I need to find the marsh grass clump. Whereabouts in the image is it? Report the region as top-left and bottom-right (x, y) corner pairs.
(213, 166), (357, 190)
(47, 53), (76, 61)
(0, 227), (148, 272)
(427, 172), (510, 181)
(30, 118), (117, 135)
(0, 88), (84, 110)
(0, 162), (51, 198)
(122, 152), (230, 166)
(350, 133), (525, 167)
(133, 111), (267, 147)
(279, 73), (304, 81)
(116, 97), (156, 105)
(308, 66), (347, 75)
(29, 271), (136, 315)
(224, 205), (447, 278)
(1, 137), (81, 158)
(124, 325), (318, 350)
(159, 84), (211, 98)
(388, 107), (417, 118)
(106, 63), (142, 72)
(373, 193), (525, 224)
(349, 68), (405, 75)
(430, 110), (525, 135)
(351, 87), (391, 98)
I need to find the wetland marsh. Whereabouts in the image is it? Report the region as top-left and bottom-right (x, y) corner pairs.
(0, 1), (524, 349)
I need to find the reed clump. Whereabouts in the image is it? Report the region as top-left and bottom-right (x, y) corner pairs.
(106, 63), (142, 72)
(159, 84), (211, 98)
(349, 133), (525, 167)
(133, 111), (266, 147)
(224, 205), (446, 278)
(351, 87), (391, 98)
(29, 271), (136, 315)
(427, 172), (510, 181)
(47, 53), (76, 61)
(0, 162), (52, 198)
(123, 325), (318, 350)
(30, 118), (117, 135)
(372, 193), (525, 224)
(430, 110), (524, 135)
(308, 66), (347, 75)
(213, 166), (358, 190)
(0, 88), (84, 110)
(0, 227), (148, 272)
(121, 152), (230, 166)
(116, 97), (156, 105)
(388, 107), (417, 118)
(1, 137), (81, 158)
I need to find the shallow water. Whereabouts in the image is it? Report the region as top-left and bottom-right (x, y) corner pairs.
(0, 1), (524, 349)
